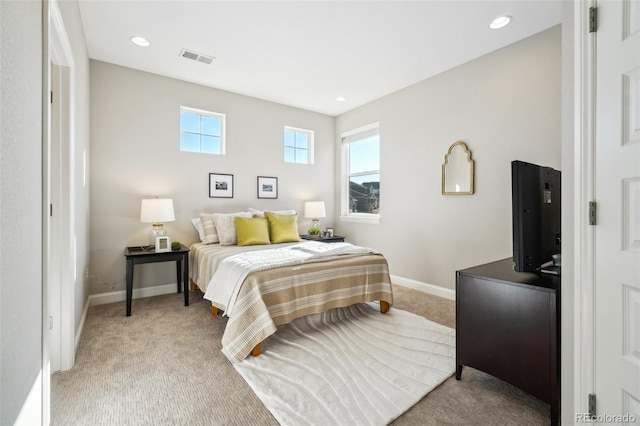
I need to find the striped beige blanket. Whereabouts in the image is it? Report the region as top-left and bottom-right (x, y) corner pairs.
(189, 242), (393, 362)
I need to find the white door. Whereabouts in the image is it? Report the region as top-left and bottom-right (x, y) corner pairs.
(594, 0), (640, 420)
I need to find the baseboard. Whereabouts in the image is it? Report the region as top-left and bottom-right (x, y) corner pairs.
(75, 296), (91, 352)
(88, 283), (179, 307)
(390, 275), (456, 301)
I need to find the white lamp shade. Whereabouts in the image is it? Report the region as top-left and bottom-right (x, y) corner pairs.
(140, 198), (175, 223)
(304, 201), (326, 219)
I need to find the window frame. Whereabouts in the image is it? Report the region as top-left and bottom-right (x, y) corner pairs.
(179, 106), (226, 155)
(283, 126), (314, 164)
(340, 122), (381, 224)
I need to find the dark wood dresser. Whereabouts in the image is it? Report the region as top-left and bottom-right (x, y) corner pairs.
(456, 257), (560, 425)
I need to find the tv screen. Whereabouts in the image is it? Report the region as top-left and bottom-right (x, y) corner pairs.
(512, 160), (561, 273)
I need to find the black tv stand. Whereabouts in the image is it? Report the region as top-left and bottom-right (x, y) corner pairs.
(456, 258), (560, 425)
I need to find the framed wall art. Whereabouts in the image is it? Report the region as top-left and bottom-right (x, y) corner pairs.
(209, 173), (234, 198)
(257, 176), (278, 199)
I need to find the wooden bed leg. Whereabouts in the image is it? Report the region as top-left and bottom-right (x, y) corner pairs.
(211, 305), (218, 316)
(189, 279), (197, 292)
(251, 343), (262, 357)
(380, 300), (390, 313)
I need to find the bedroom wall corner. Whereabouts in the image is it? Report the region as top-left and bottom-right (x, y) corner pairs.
(334, 26), (562, 292)
(89, 62), (335, 295)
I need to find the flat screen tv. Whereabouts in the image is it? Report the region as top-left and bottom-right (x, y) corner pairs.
(511, 160), (561, 273)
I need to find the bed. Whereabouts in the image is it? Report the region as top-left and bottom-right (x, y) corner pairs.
(189, 240), (394, 362)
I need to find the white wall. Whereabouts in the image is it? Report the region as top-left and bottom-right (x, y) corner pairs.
(89, 61), (335, 294)
(0, 1), (44, 423)
(335, 26), (562, 292)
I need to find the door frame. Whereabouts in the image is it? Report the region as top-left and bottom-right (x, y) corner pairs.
(573, 0), (596, 420)
(43, 0), (76, 395)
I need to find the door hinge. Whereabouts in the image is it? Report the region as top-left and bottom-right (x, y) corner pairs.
(589, 201), (597, 226)
(588, 393), (596, 417)
(50, 203), (53, 217)
(50, 90), (53, 104)
(49, 316), (54, 330)
(589, 7), (598, 33)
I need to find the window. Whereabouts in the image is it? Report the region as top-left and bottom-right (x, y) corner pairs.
(341, 123), (380, 223)
(284, 126), (314, 164)
(180, 106), (225, 154)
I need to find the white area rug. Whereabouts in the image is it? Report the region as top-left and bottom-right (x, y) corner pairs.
(233, 302), (456, 426)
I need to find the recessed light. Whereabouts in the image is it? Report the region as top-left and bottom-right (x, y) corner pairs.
(336, 96), (347, 102)
(131, 36), (150, 47)
(489, 15), (512, 30)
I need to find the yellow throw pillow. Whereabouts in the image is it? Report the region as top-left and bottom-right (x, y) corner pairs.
(235, 217), (271, 246)
(266, 212), (300, 244)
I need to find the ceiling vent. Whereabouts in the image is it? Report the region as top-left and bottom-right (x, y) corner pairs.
(179, 48), (215, 65)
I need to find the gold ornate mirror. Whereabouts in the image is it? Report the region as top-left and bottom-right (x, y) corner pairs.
(442, 141), (474, 195)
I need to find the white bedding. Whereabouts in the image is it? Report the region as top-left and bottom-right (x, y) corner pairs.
(202, 241), (378, 316)
(189, 242), (297, 292)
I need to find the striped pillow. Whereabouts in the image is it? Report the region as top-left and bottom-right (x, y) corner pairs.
(191, 218), (205, 241)
(199, 213), (219, 244)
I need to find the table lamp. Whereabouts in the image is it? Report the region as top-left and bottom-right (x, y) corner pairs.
(304, 201), (326, 233)
(140, 198), (175, 249)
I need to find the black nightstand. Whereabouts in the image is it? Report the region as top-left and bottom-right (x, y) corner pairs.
(124, 244), (190, 316)
(300, 234), (346, 243)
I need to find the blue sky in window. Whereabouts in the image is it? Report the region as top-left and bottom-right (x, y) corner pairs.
(180, 111), (199, 133)
(295, 132), (308, 149)
(180, 111), (222, 153)
(350, 135), (379, 175)
(202, 115), (220, 136)
(180, 132), (200, 152)
(284, 129), (309, 163)
(201, 136), (221, 154)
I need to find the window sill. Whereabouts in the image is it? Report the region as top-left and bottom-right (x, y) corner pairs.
(339, 214), (380, 225)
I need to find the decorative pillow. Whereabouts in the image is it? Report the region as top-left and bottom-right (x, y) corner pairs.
(235, 217), (271, 246)
(213, 212), (253, 245)
(191, 218), (206, 242)
(265, 212), (300, 244)
(199, 214), (219, 244)
(248, 208), (296, 218)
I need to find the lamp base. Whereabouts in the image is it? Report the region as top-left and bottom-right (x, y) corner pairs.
(149, 223), (167, 247)
(307, 219), (322, 238)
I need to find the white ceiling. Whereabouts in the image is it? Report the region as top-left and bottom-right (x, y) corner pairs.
(77, 1), (563, 116)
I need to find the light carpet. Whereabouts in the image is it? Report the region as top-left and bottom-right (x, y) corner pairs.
(233, 302), (456, 426)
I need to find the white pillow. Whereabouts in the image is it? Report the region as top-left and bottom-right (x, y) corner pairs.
(213, 212), (253, 245)
(199, 213), (219, 244)
(191, 218), (205, 242)
(248, 207), (296, 218)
